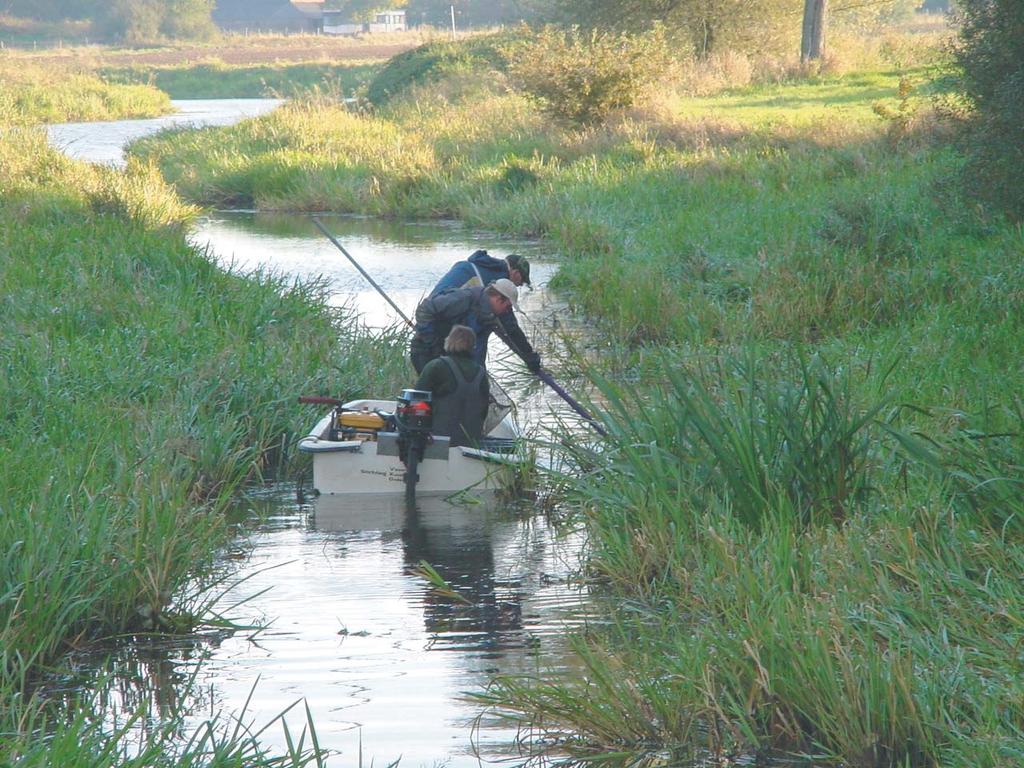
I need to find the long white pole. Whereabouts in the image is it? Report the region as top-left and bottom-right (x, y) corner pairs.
(450, 5), (456, 39)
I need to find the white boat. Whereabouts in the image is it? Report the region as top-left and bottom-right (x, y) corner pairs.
(298, 398), (522, 497)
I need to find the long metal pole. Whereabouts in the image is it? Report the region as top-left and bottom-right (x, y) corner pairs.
(537, 370), (607, 436)
(490, 325), (607, 437)
(311, 217), (413, 327)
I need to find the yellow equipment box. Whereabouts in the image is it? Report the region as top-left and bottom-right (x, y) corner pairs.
(338, 411), (386, 430)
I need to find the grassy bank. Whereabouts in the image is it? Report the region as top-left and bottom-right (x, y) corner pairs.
(480, 353), (1024, 767)
(102, 60), (381, 99)
(0, 127), (407, 761)
(0, 60), (170, 124)
(127, 26), (1024, 766)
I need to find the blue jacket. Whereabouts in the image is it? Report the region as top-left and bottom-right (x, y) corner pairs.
(425, 251), (539, 368)
(429, 251), (510, 298)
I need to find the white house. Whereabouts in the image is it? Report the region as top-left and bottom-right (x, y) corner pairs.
(369, 10), (406, 32)
(323, 9), (406, 35)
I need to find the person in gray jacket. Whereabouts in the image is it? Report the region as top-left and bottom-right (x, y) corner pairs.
(409, 278), (539, 374)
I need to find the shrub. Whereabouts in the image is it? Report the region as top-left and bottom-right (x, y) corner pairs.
(97, 0), (214, 43)
(504, 26), (673, 126)
(160, 0), (216, 40)
(953, 0), (1024, 220)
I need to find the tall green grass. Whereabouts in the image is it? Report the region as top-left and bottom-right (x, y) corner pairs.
(0, 60), (171, 124)
(479, 353), (1024, 766)
(0, 127), (407, 761)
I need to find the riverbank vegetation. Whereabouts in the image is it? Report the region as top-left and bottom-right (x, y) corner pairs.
(102, 60), (381, 100)
(0, 0), (215, 44)
(125, 13), (1024, 765)
(0, 60), (170, 123)
(0, 121), (407, 761)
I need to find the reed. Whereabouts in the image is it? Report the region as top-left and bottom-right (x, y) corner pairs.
(479, 352), (1024, 766)
(112, 25), (1024, 765)
(6, 681), (327, 766)
(0, 128), (407, 761)
(482, 505), (1024, 765)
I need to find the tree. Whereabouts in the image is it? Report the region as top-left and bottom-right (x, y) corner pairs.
(531, 0), (801, 56)
(533, 0), (917, 58)
(2, 0), (214, 41)
(161, 0), (215, 39)
(954, 0), (1024, 219)
(98, 0), (163, 42)
(800, 0), (826, 61)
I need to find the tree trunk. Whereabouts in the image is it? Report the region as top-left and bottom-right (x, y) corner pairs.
(801, 0), (828, 62)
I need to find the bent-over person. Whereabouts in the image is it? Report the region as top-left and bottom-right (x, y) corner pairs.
(409, 278), (536, 373)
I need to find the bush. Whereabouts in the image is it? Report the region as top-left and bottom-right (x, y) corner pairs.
(954, 0), (1024, 220)
(160, 0), (216, 40)
(504, 26), (672, 126)
(98, 0), (163, 43)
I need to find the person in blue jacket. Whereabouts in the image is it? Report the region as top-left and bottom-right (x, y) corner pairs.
(425, 251), (541, 374)
(430, 250), (531, 297)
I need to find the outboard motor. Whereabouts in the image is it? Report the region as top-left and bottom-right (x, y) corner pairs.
(395, 389), (432, 507)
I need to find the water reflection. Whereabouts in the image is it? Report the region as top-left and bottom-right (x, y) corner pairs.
(191, 210), (558, 331)
(43, 105), (597, 763)
(170, 491), (588, 766)
(403, 506), (524, 655)
(38, 491), (585, 766)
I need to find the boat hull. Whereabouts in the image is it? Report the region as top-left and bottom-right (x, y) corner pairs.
(298, 399), (520, 497)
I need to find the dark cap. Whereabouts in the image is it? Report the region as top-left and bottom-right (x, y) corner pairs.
(506, 254), (531, 286)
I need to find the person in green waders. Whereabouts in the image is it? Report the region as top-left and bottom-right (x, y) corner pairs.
(413, 325), (490, 448)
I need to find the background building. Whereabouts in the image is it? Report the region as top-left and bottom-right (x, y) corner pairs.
(212, 0), (324, 33)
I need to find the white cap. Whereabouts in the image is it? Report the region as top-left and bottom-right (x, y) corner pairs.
(488, 278), (519, 307)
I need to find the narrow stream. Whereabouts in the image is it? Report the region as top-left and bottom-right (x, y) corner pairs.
(46, 104), (594, 766)
(47, 99), (282, 166)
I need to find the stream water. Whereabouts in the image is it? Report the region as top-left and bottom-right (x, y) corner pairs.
(46, 102), (594, 766)
(47, 99), (283, 166)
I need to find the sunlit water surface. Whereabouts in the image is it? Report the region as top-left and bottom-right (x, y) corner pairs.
(47, 99), (283, 166)
(192, 214), (591, 766)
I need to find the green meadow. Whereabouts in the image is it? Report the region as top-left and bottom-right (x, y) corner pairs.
(0, 60), (170, 124)
(127, 27), (1024, 766)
